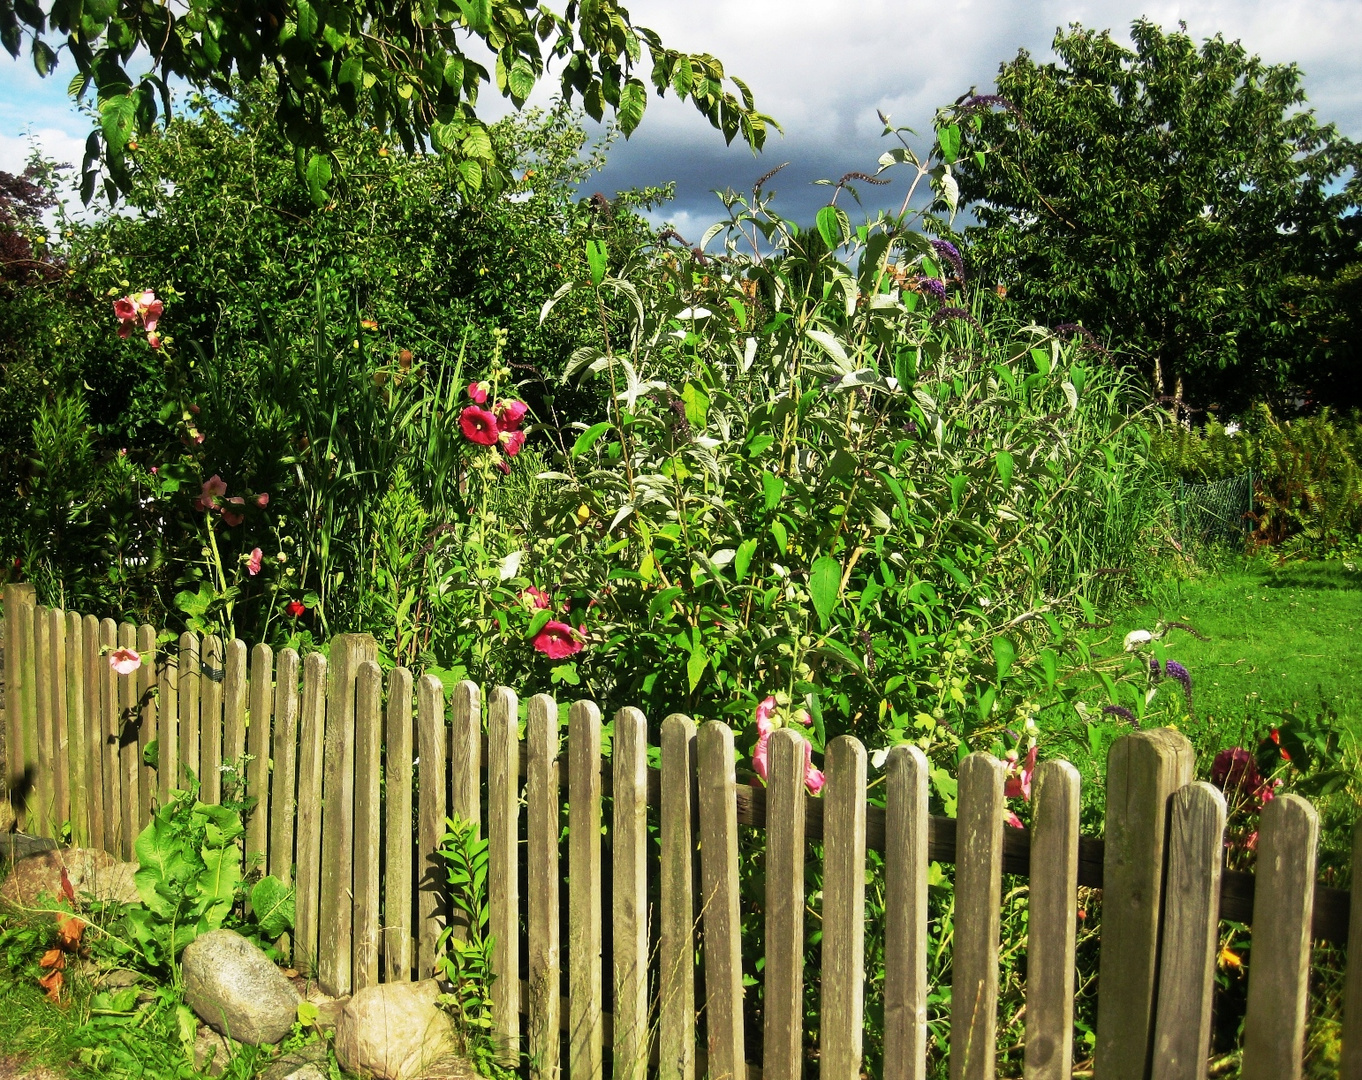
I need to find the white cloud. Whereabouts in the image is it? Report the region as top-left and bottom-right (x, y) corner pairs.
(0, 126), (85, 175)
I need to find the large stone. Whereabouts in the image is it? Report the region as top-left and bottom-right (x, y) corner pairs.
(334, 980), (461, 1080)
(0, 847), (138, 909)
(182, 929), (301, 1046)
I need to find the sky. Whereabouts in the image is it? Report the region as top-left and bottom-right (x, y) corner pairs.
(2, 0), (1360, 233)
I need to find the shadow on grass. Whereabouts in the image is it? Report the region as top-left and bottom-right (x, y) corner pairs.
(1259, 562), (1362, 592)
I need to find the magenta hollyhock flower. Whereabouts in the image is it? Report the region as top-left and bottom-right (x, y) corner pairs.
(493, 456), (511, 475)
(468, 381), (490, 404)
(802, 741), (825, 794)
(459, 406), (500, 446)
(1004, 744), (1038, 802)
(496, 400), (528, 430)
(532, 620), (583, 659)
(1211, 748), (1261, 795)
(500, 429), (526, 456)
(522, 586), (553, 611)
(109, 647), (142, 675)
(247, 548), (263, 576)
(114, 296), (138, 323)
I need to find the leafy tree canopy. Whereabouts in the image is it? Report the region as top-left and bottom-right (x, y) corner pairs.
(951, 20), (1362, 411)
(1, 0), (776, 205)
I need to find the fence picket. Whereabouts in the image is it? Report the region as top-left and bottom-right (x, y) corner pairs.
(698, 721), (744, 1080)
(763, 729), (807, 1080)
(178, 632), (200, 792)
(416, 674), (447, 979)
(383, 667), (414, 984)
(246, 643), (274, 862)
(222, 638), (248, 805)
(1342, 820), (1362, 1078)
(100, 618), (121, 856)
(568, 699), (604, 1080)
(294, 652), (327, 977)
(200, 634), (224, 805)
(64, 612), (88, 846)
(270, 648), (300, 961)
(136, 624), (157, 831)
(612, 706), (648, 1080)
(1025, 760), (1081, 1080)
(449, 681), (481, 823)
(951, 752), (1005, 1080)
(822, 736), (868, 1080)
(883, 744), (929, 1080)
(1242, 794), (1319, 1080)
(50, 609), (70, 834)
(83, 615), (104, 850)
(117, 622), (140, 856)
(157, 629), (178, 809)
(1151, 782), (1227, 1078)
(16, 598), (37, 832)
(353, 660), (383, 991)
(33, 608), (53, 836)
(658, 714), (697, 1080)
(2, 584), (35, 815)
(488, 687), (521, 1060)
(1094, 729), (1195, 1080)
(526, 693), (561, 1080)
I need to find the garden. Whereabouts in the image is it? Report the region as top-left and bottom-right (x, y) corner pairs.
(1, 3), (1361, 1078)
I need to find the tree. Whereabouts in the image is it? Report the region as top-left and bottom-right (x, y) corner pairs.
(950, 20), (1362, 411)
(0, 0), (775, 205)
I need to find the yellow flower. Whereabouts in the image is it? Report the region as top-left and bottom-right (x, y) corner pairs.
(1218, 944), (1242, 969)
(575, 503), (591, 525)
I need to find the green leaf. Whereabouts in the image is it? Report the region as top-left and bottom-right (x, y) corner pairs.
(571, 421), (613, 459)
(762, 471), (785, 511)
(586, 240), (607, 287)
(461, 125), (492, 160)
(770, 520), (788, 554)
(199, 845), (242, 930)
(249, 876), (296, 939)
(305, 153), (332, 207)
(937, 123), (961, 164)
(526, 608), (554, 639)
(617, 78), (647, 135)
(455, 159), (482, 192)
(507, 57), (535, 102)
(174, 585), (212, 617)
(686, 647), (708, 693)
(681, 382), (709, 428)
(996, 451), (1014, 487)
(733, 538), (759, 582)
(808, 556), (841, 628)
(992, 637), (1017, 680)
(816, 204), (847, 250)
(99, 94), (136, 153)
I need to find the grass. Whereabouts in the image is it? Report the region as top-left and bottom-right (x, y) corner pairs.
(1105, 557), (1362, 736)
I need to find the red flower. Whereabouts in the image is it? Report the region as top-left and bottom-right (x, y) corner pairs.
(522, 586), (553, 610)
(496, 400), (528, 430)
(468, 381), (490, 404)
(286, 599), (306, 618)
(460, 406), (500, 446)
(500, 429), (526, 456)
(532, 620), (583, 659)
(113, 296), (137, 323)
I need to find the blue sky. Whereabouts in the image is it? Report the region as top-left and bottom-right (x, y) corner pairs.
(2, 0), (1359, 232)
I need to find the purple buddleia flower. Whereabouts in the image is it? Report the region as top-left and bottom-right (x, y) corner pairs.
(930, 239), (966, 282)
(914, 276), (947, 303)
(1054, 323), (1114, 364)
(1149, 656), (1161, 680)
(1103, 705), (1139, 727)
(1165, 660), (1193, 709)
(956, 94), (1023, 119)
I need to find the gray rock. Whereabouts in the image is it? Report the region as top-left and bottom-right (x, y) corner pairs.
(257, 1039), (329, 1080)
(193, 1027), (233, 1077)
(282, 1066), (329, 1080)
(304, 987), (349, 1031)
(0, 831), (54, 863)
(182, 929), (302, 1046)
(334, 980), (460, 1080)
(0, 847), (138, 908)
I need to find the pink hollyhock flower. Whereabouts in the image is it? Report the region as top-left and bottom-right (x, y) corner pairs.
(109, 647), (142, 675)
(150, 466), (158, 475)
(193, 432), (205, 445)
(1004, 744), (1038, 802)
(1005, 812), (1025, 829)
(522, 587), (553, 611)
(532, 620), (583, 659)
(113, 296), (137, 322)
(500, 429), (526, 456)
(141, 299), (163, 333)
(459, 406), (500, 446)
(467, 381), (490, 404)
(254, 493), (269, 508)
(194, 475), (227, 511)
(135, 289), (157, 310)
(496, 400), (528, 430)
(188, 403), (200, 415)
(117, 322), (133, 339)
(804, 760), (826, 795)
(146, 331), (161, 349)
(247, 548), (263, 575)
(286, 599), (306, 618)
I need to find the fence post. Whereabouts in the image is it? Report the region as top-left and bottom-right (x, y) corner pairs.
(1093, 728), (1195, 1080)
(612, 706), (649, 1080)
(318, 632), (377, 997)
(416, 674), (447, 979)
(882, 744), (929, 1080)
(100, 618), (122, 857)
(382, 666), (413, 984)
(50, 609), (70, 835)
(177, 632), (200, 791)
(157, 628), (178, 810)
(3, 583), (36, 824)
(487, 686), (521, 1061)
(822, 736), (868, 1080)
(64, 611), (88, 847)
(33, 607), (53, 836)
(117, 622), (139, 857)
(658, 714), (697, 1080)
(136, 624), (157, 832)
(697, 721), (744, 1080)
(245, 642), (275, 863)
(526, 694), (562, 1080)
(763, 729), (807, 1080)
(270, 649), (301, 962)
(200, 633), (224, 806)
(1341, 820), (1362, 1078)
(352, 660), (384, 991)
(83, 615), (104, 850)
(568, 699), (604, 1080)
(294, 652), (327, 977)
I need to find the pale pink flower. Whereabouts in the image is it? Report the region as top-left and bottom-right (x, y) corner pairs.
(1004, 745), (1038, 802)
(140, 298), (163, 333)
(194, 475), (228, 511)
(1005, 812), (1025, 829)
(247, 548), (263, 575)
(146, 331), (161, 349)
(254, 493), (269, 508)
(109, 647), (142, 675)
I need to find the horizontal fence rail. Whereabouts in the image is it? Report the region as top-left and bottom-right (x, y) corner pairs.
(4, 584), (1361, 1076)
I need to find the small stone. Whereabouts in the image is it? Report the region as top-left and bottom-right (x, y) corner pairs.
(0, 847), (138, 908)
(304, 987), (349, 1031)
(258, 1040), (329, 1080)
(194, 1027), (233, 1077)
(282, 1066), (329, 1080)
(182, 929), (302, 1046)
(334, 980), (461, 1080)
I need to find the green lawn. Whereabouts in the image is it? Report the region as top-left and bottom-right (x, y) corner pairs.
(1110, 559), (1362, 736)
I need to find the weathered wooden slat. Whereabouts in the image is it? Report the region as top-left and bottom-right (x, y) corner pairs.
(568, 699), (604, 1080)
(117, 622), (139, 857)
(883, 744), (929, 1080)
(1242, 793), (1319, 1080)
(33, 608), (53, 836)
(382, 667), (414, 984)
(951, 752), (1005, 1080)
(49, 609), (70, 833)
(199, 634), (224, 805)
(612, 707), (648, 1080)
(64, 611), (88, 846)
(294, 652), (327, 978)
(526, 693), (561, 1080)
(319, 633), (376, 997)
(448, 679), (481, 944)
(1094, 728), (1195, 1080)
(1025, 760), (1081, 1080)
(2, 584), (35, 816)
(156, 627), (178, 808)
(221, 638), (248, 801)
(416, 674), (447, 979)
(269, 648), (300, 961)
(658, 714), (697, 1080)
(822, 736), (868, 1080)
(763, 729), (807, 1080)
(698, 721), (744, 1080)
(487, 686), (521, 1060)
(136, 624), (157, 830)
(100, 618), (122, 857)
(15, 598), (37, 832)
(83, 614), (104, 850)
(178, 632), (200, 790)
(1151, 781), (1227, 1079)
(1341, 820), (1362, 1079)
(245, 643), (274, 863)
(352, 660), (383, 991)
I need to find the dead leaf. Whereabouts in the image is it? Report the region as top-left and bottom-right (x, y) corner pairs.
(56, 916), (84, 949)
(37, 968), (62, 1003)
(38, 949), (64, 970)
(59, 866), (76, 905)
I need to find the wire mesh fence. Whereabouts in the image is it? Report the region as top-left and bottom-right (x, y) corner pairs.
(1177, 471), (1254, 547)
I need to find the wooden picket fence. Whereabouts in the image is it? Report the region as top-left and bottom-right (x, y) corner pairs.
(6, 581), (1362, 1078)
